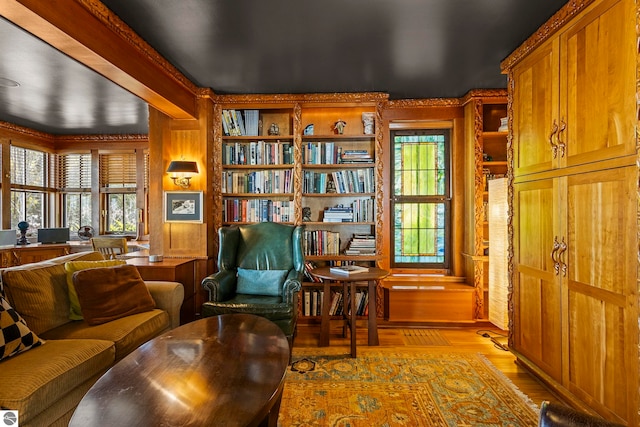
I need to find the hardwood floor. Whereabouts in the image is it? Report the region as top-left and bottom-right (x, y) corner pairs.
(294, 321), (564, 408)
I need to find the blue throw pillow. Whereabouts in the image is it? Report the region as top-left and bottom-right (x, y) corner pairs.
(236, 268), (288, 296)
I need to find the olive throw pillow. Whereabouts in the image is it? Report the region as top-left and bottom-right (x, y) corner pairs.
(236, 267), (288, 296)
(64, 259), (126, 320)
(72, 264), (156, 326)
(0, 294), (43, 361)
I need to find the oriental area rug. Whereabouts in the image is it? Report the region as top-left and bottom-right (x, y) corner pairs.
(278, 348), (539, 427)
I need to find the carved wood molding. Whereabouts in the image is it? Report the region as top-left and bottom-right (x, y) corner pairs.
(0, 121), (52, 142)
(0, 120), (147, 145)
(460, 89), (508, 105)
(506, 73), (516, 347)
(212, 103), (223, 244)
(77, 0), (198, 94)
(213, 92), (389, 105)
(500, 0), (597, 71)
(386, 98), (461, 108)
(292, 103), (303, 225)
(374, 101), (385, 264)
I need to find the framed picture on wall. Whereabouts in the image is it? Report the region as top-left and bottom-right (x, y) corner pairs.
(164, 191), (203, 223)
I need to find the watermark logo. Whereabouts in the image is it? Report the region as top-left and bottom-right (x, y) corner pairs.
(0, 411), (18, 426)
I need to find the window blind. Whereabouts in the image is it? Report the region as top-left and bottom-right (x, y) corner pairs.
(57, 153), (91, 189)
(100, 153), (137, 188)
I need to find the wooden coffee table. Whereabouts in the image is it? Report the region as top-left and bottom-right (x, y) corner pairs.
(69, 314), (289, 427)
(311, 266), (389, 357)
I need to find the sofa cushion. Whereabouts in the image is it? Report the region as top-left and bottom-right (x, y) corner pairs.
(237, 267), (287, 296)
(0, 338), (114, 424)
(73, 264), (156, 326)
(0, 294), (42, 361)
(40, 309), (169, 361)
(1, 251), (104, 335)
(64, 259), (126, 320)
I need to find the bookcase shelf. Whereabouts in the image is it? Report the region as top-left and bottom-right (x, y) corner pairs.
(213, 94), (387, 319)
(463, 90), (507, 320)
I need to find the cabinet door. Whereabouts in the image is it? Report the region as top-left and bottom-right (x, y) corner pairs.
(511, 39), (559, 177)
(512, 178), (562, 381)
(560, 0), (636, 167)
(563, 166), (637, 424)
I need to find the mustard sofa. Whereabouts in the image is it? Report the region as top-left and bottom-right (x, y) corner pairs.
(0, 251), (184, 427)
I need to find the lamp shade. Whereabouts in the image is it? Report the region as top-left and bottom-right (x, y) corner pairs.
(167, 161), (198, 174)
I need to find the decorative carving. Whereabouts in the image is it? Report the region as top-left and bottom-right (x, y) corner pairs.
(506, 73), (516, 347)
(386, 98), (461, 108)
(292, 103), (303, 225)
(500, 0), (597, 71)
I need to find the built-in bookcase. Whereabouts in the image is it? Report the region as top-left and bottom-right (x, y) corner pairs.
(213, 94), (387, 320)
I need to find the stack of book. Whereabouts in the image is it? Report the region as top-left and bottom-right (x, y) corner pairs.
(323, 205), (353, 222)
(329, 264), (369, 275)
(339, 149), (373, 164)
(344, 234), (376, 256)
(303, 230), (340, 256)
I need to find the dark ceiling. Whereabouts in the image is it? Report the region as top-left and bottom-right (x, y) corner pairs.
(0, 0), (567, 135)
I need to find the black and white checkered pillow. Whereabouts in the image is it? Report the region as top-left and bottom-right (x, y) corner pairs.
(0, 294), (43, 361)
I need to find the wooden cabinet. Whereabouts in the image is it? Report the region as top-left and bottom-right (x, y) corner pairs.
(504, 0), (638, 424)
(462, 90), (507, 320)
(0, 244), (70, 267)
(511, 0), (635, 178)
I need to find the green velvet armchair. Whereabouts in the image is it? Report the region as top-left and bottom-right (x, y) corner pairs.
(201, 222), (305, 351)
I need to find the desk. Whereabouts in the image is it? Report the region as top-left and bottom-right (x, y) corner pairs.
(69, 314), (289, 427)
(311, 266), (389, 357)
(126, 257), (196, 324)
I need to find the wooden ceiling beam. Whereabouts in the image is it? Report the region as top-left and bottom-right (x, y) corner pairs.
(0, 0), (198, 120)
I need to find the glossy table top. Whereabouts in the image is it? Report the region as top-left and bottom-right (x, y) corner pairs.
(69, 314), (289, 427)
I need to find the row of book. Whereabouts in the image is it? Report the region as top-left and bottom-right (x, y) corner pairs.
(222, 199), (293, 223)
(344, 234), (376, 256)
(303, 143), (373, 165)
(223, 141), (292, 165)
(302, 169), (372, 194)
(221, 170), (293, 194)
(303, 230), (341, 256)
(221, 109), (260, 136)
(301, 289), (369, 317)
(322, 200), (373, 223)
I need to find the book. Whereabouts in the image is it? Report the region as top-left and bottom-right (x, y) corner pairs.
(329, 265), (369, 275)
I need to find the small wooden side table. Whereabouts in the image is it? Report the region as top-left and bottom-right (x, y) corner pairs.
(126, 257), (196, 324)
(311, 266), (389, 357)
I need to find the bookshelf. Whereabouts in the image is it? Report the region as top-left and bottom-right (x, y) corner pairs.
(213, 94), (387, 321)
(220, 106), (296, 225)
(462, 90), (507, 320)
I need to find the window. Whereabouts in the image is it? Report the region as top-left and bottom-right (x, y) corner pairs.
(10, 146), (49, 230)
(100, 153), (138, 234)
(58, 153), (92, 233)
(391, 130), (450, 269)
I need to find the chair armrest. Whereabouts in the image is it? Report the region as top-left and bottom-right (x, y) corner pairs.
(202, 270), (237, 302)
(282, 269), (302, 304)
(145, 281), (184, 330)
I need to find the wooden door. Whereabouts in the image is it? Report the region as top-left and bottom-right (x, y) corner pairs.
(563, 166), (638, 425)
(559, 0), (636, 168)
(510, 39), (559, 178)
(512, 178), (562, 381)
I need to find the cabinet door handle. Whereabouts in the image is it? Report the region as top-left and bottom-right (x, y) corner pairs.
(556, 119), (567, 158)
(550, 236), (561, 275)
(558, 237), (568, 276)
(548, 120), (559, 158)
